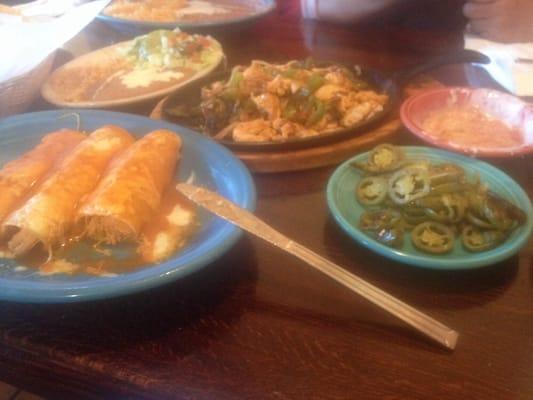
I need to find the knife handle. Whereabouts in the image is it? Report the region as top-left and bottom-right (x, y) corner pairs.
(177, 183), (458, 349)
(285, 241), (458, 349)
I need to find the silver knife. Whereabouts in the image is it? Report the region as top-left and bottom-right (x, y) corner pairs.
(177, 183), (459, 350)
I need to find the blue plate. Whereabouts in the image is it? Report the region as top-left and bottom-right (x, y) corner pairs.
(326, 146), (533, 270)
(96, 0), (276, 35)
(0, 110), (256, 302)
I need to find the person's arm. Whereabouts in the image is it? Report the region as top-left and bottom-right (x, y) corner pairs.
(464, 0), (533, 42)
(301, 0), (402, 23)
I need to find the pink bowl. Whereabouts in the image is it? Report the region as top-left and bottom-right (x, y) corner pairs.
(400, 87), (533, 157)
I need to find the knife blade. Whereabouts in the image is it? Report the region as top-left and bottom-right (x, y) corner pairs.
(177, 183), (459, 350)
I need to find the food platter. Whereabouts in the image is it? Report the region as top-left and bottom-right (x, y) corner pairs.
(162, 62), (397, 151)
(41, 30), (225, 109)
(400, 87), (533, 157)
(326, 146), (533, 270)
(162, 51), (486, 152)
(96, 0), (276, 34)
(0, 110), (255, 302)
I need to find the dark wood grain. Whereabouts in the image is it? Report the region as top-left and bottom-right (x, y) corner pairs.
(1, 1), (533, 399)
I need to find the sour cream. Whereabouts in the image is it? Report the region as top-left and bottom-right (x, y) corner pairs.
(119, 68), (185, 89)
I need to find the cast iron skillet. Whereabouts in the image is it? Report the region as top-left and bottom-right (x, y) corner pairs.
(161, 49), (490, 152)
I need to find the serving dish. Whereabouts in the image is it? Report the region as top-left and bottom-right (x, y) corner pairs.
(41, 30), (224, 109)
(0, 110), (255, 302)
(97, 0), (276, 34)
(161, 50), (489, 152)
(401, 87), (533, 157)
(327, 146), (532, 270)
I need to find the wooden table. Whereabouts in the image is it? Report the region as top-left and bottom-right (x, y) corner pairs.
(1, 1), (533, 399)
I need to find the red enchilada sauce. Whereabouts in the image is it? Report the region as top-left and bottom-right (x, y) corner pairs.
(13, 185), (198, 277)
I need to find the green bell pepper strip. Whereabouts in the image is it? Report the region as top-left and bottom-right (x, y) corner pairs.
(282, 67), (298, 79)
(305, 97), (325, 127)
(228, 70), (243, 88)
(307, 73), (326, 93)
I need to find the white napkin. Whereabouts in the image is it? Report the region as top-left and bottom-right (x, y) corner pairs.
(0, 0), (109, 83)
(465, 35), (533, 97)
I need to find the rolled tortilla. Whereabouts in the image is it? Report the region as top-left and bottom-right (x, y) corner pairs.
(0, 130), (85, 224)
(78, 129), (182, 244)
(4, 125), (135, 256)
(138, 186), (197, 263)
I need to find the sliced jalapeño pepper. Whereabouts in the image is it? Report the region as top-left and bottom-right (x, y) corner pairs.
(466, 191), (521, 231)
(428, 163), (465, 185)
(430, 182), (468, 195)
(484, 192), (525, 231)
(461, 225), (507, 252)
(359, 209), (404, 248)
(416, 194), (467, 224)
(411, 222), (454, 254)
(352, 144), (405, 174)
(356, 176), (388, 206)
(401, 205), (429, 226)
(466, 210), (495, 229)
(388, 167), (430, 205)
(353, 144), (527, 255)
(359, 209), (402, 231)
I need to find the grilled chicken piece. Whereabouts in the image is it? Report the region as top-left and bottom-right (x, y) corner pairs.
(232, 119), (278, 142)
(251, 93), (281, 120)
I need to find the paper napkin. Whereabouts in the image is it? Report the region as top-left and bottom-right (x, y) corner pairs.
(0, 0), (109, 83)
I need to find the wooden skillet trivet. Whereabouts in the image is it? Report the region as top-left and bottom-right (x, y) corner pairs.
(150, 76), (444, 173)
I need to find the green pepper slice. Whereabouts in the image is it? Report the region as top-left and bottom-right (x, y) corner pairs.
(359, 209), (404, 248)
(484, 192), (526, 231)
(461, 225), (508, 252)
(356, 176), (388, 206)
(430, 182), (468, 195)
(307, 73), (326, 93)
(305, 96), (325, 127)
(428, 163), (465, 185)
(402, 205), (429, 226)
(417, 194), (467, 224)
(352, 144), (405, 174)
(228, 70), (243, 88)
(411, 222), (455, 254)
(466, 210), (495, 229)
(466, 191), (523, 231)
(282, 67), (298, 79)
(359, 209), (402, 232)
(388, 167), (430, 205)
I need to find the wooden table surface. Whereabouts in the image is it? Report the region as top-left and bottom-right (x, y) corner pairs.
(1, 1), (533, 399)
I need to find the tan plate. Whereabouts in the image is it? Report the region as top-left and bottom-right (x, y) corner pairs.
(41, 37), (224, 109)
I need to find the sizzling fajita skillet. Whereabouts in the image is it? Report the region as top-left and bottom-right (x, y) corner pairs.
(161, 49), (490, 152)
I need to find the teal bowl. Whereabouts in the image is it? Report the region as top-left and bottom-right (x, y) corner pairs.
(326, 147), (533, 270)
